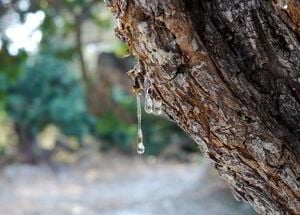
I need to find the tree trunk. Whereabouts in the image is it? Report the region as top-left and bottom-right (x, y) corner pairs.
(15, 123), (38, 164)
(107, 0), (300, 214)
(75, 15), (90, 85)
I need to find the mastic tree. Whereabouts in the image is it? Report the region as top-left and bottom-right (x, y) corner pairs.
(107, 0), (300, 214)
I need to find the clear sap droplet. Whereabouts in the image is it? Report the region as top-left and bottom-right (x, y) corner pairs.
(137, 143), (145, 154)
(137, 133), (145, 154)
(282, 0), (288, 9)
(153, 98), (162, 115)
(136, 94), (145, 155)
(137, 128), (145, 154)
(144, 89), (153, 114)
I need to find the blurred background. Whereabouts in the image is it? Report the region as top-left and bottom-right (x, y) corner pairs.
(0, 0), (255, 214)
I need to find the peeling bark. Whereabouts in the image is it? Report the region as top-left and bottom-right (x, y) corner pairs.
(107, 0), (300, 214)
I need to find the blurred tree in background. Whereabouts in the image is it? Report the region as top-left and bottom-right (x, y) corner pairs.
(6, 51), (95, 162)
(0, 0), (191, 163)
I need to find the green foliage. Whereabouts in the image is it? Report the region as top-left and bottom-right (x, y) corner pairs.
(0, 45), (28, 81)
(112, 42), (129, 58)
(6, 53), (95, 139)
(111, 86), (135, 111)
(0, 42), (28, 110)
(96, 112), (136, 152)
(142, 116), (182, 155)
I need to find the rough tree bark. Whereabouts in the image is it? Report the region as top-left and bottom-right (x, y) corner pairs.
(107, 0), (300, 214)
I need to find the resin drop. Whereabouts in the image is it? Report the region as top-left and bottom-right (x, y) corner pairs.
(153, 98), (162, 115)
(136, 94), (145, 154)
(281, 0), (288, 9)
(137, 130), (145, 154)
(144, 89), (153, 114)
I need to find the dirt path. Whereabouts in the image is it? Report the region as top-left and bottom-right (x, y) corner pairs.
(0, 154), (255, 215)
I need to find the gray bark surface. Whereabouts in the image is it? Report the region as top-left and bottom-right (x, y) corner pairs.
(107, 0), (300, 214)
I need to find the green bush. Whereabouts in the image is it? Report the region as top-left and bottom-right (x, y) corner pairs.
(6, 53), (95, 139)
(96, 112), (136, 152)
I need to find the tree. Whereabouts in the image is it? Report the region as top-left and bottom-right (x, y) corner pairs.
(107, 0), (300, 214)
(6, 52), (95, 162)
(0, 0), (111, 86)
(0, 0), (116, 161)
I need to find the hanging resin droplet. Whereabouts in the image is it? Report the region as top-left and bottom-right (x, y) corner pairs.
(153, 98), (162, 115)
(137, 129), (145, 154)
(144, 89), (153, 114)
(281, 0), (288, 9)
(136, 93), (145, 154)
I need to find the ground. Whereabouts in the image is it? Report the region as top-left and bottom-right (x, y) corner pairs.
(0, 153), (255, 215)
